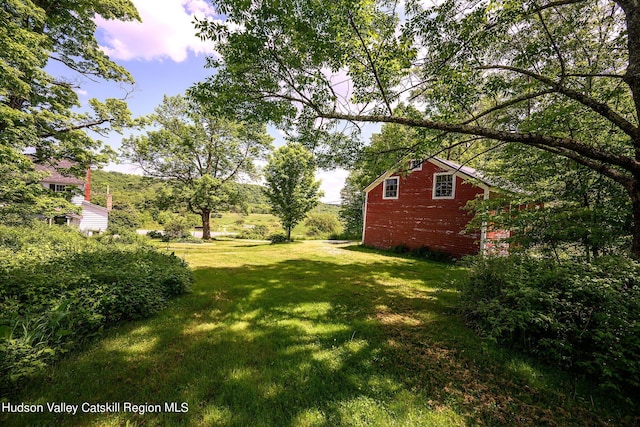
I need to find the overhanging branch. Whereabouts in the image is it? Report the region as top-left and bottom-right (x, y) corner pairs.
(479, 64), (639, 138)
(312, 110), (640, 173)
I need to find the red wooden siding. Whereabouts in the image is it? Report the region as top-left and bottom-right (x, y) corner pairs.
(363, 161), (485, 258)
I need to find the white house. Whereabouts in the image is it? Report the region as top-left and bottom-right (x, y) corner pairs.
(33, 158), (110, 234)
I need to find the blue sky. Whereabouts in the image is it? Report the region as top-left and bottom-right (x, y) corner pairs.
(62, 0), (352, 203)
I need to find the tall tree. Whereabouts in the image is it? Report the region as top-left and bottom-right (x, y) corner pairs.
(1, 0), (138, 161)
(0, 0), (139, 220)
(263, 143), (322, 241)
(191, 0), (640, 257)
(121, 94), (272, 239)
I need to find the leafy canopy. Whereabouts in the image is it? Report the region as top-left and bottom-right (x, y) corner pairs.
(191, 0), (640, 255)
(263, 143), (323, 240)
(121, 94), (273, 239)
(0, 0), (140, 220)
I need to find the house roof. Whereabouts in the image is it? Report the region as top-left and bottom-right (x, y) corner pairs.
(81, 200), (109, 213)
(363, 156), (495, 193)
(431, 157), (496, 187)
(30, 157), (85, 185)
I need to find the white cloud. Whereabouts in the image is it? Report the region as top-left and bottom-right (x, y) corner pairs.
(103, 162), (143, 175)
(96, 0), (218, 62)
(317, 168), (349, 204)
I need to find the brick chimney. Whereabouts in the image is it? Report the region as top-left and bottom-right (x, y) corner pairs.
(106, 186), (112, 211)
(84, 167), (91, 201)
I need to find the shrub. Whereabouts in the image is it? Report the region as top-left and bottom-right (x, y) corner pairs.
(0, 224), (192, 395)
(459, 254), (640, 397)
(328, 232), (362, 241)
(146, 230), (163, 239)
(107, 207), (141, 234)
(164, 215), (191, 240)
(269, 233), (290, 244)
(391, 245), (409, 254)
(304, 212), (342, 237)
(237, 224), (270, 240)
(410, 246), (454, 263)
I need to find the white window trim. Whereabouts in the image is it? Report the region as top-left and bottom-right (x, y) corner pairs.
(50, 184), (67, 192)
(409, 159), (423, 171)
(383, 176), (399, 200)
(432, 172), (456, 199)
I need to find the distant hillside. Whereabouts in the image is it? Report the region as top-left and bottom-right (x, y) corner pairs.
(89, 170), (335, 212)
(89, 170), (165, 209)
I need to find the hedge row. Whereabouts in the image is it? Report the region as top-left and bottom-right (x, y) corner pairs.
(0, 224), (192, 395)
(460, 254), (640, 396)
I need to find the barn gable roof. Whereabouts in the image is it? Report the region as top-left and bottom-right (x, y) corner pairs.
(363, 157), (495, 194)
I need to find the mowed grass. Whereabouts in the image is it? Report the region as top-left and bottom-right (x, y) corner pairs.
(2, 241), (630, 426)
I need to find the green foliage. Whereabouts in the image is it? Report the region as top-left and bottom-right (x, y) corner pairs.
(146, 230), (164, 239)
(460, 254), (640, 397)
(263, 143), (323, 241)
(191, 0), (640, 255)
(469, 147), (632, 259)
(121, 94), (272, 239)
(339, 177), (365, 238)
(1, 0), (138, 213)
(107, 206), (141, 235)
(304, 212), (342, 237)
(410, 246), (454, 263)
(90, 170), (165, 211)
(0, 224), (192, 395)
(391, 245), (410, 254)
(163, 215), (192, 241)
(237, 224), (270, 240)
(268, 233), (290, 244)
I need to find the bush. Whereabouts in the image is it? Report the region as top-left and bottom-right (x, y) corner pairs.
(107, 207), (141, 234)
(269, 233), (290, 244)
(164, 215), (191, 240)
(0, 224), (192, 395)
(391, 245), (409, 254)
(146, 230), (163, 239)
(460, 254), (640, 397)
(237, 224), (270, 240)
(410, 246), (454, 263)
(328, 232), (362, 241)
(304, 212), (342, 237)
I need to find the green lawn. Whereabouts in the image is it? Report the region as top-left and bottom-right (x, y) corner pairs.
(144, 210), (339, 240)
(2, 241), (630, 426)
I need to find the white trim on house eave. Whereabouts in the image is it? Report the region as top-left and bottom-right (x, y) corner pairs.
(362, 157), (495, 194)
(81, 200), (109, 212)
(428, 157), (492, 191)
(363, 169), (396, 194)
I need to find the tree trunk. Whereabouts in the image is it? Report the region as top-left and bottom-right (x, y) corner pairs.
(287, 225), (292, 242)
(201, 209), (211, 240)
(630, 179), (640, 258)
(607, 1), (640, 259)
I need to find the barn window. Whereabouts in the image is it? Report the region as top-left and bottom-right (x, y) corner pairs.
(409, 159), (423, 171)
(433, 173), (455, 199)
(383, 177), (399, 199)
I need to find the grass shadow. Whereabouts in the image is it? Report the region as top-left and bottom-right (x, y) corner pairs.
(3, 245), (634, 426)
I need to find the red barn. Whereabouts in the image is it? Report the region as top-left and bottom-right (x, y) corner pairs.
(362, 157), (507, 258)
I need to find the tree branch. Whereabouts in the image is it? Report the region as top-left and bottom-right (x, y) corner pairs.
(38, 119), (110, 139)
(478, 64), (639, 138)
(529, 0), (587, 14)
(461, 90), (554, 125)
(347, 12), (394, 115)
(536, 9), (566, 79)
(312, 110), (640, 173)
